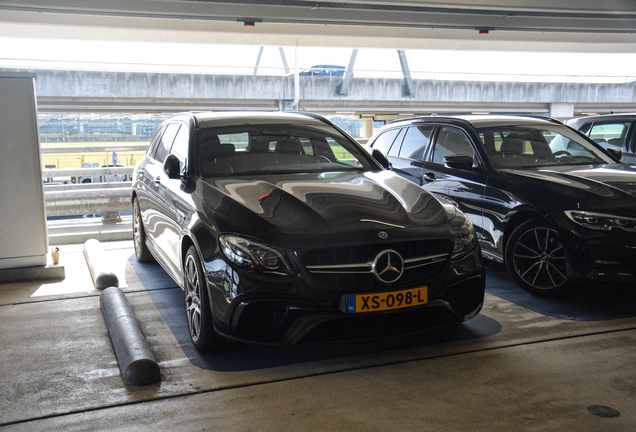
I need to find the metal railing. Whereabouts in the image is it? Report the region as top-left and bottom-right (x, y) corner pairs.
(43, 167), (134, 217)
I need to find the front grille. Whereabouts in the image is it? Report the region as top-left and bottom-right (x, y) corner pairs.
(300, 239), (451, 289)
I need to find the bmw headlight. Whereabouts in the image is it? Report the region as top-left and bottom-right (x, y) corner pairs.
(219, 235), (294, 275)
(565, 211), (636, 232)
(452, 217), (477, 258)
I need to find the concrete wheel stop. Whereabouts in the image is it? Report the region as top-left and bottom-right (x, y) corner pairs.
(84, 238), (119, 290)
(84, 239), (160, 386)
(100, 287), (160, 386)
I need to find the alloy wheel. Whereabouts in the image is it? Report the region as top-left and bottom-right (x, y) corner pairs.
(184, 254), (202, 342)
(511, 225), (567, 291)
(133, 202), (142, 254)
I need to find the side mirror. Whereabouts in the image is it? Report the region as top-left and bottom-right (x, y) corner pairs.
(444, 155), (474, 170)
(163, 154), (181, 179)
(372, 149), (392, 170)
(606, 146), (623, 162)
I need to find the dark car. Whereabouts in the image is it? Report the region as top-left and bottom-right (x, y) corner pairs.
(298, 65), (348, 77)
(131, 111), (485, 351)
(367, 115), (636, 296)
(567, 113), (636, 165)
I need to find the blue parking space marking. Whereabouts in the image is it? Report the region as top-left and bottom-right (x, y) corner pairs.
(129, 255), (501, 371)
(485, 263), (636, 322)
(146, 287), (501, 372)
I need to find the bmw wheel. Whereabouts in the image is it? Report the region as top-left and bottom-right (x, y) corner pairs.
(505, 218), (569, 297)
(184, 246), (219, 351)
(132, 198), (153, 263)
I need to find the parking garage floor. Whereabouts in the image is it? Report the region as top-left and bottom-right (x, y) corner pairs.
(1, 241), (635, 431)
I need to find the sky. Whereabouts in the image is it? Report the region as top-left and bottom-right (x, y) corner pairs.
(1, 37), (635, 83)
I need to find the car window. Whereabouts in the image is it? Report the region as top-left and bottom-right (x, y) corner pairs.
(588, 122), (631, 149)
(299, 137), (315, 156)
(387, 128), (407, 157)
(399, 125), (434, 160)
(578, 122), (592, 135)
(478, 125), (615, 168)
(154, 123), (180, 163)
(198, 124), (374, 177)
(370, 128), (401, 155)
(170, 124), (189, 172)
(432, 126), (476, 166)
(148, 125), (166, 159)
(218, 132), (249, 151)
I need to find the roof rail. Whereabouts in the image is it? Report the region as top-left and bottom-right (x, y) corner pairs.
(295, 111), (352, 136)
(388, 116), (474, 126)
(519, 114), (564, 125)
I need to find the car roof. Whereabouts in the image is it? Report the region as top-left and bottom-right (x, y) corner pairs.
(567, 113), (636, 126)
(385, 114), (563, 129)
(166, 111), (329, 129)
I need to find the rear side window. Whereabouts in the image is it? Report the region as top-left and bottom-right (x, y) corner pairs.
(147, 126), (166, 158)
(398, 125), (434, 160)
(371, 128), (401, 155)
(387, 128), (407, 157)
(154, 123), (180, 163)
(170, 124), (189, 172)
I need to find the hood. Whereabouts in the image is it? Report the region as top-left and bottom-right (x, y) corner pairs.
(196, 170), (455, 234)
(501, 164), (636, 216)
(502, 164), (636, 198)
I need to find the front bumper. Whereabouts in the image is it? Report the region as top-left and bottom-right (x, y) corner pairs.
(560, 222), (636, 284)
(203, 245), (485, 345)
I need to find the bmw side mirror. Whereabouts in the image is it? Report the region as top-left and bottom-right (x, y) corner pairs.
(606, 146), (623, 162)
(372, 149), (392, 170)
(163, 154), (181, 179)
(444, 155), (474, 170)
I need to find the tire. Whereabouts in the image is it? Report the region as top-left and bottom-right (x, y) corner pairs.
(505, 218), (569, 297)
(184, 246), (220, 352)
(132, 198), (154, 263)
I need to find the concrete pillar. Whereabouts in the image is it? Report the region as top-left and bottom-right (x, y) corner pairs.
(362, 118), (374, 138)
(550, 103), (574, 120)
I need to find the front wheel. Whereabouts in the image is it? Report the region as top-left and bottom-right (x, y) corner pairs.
(184, 246), (221, 351)
(132, 198), (153, 263)
(505, 218), (569, 297)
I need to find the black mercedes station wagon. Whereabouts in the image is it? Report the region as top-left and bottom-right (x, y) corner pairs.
(131, 112), (485, 351)
(367, 115), (636, 297)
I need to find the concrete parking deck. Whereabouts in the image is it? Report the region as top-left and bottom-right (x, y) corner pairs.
(1, 241), (635, 431)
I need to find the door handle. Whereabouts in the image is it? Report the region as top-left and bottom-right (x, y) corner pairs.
(423, 172), (436, 182)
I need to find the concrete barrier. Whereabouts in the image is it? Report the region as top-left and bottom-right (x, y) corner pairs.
(83, 239), (119, 290)
(46, 187), (132, 217)
(100, 287), (160, 386)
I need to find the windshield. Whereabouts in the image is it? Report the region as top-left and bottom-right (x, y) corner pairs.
(477, 125), (615, 169)
(197, 123), (374, 177)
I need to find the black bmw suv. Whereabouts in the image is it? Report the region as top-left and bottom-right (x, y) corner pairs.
(367, 115), (636, 296)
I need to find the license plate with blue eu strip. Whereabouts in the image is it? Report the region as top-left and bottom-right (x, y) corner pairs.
(345, 287), (428, 313)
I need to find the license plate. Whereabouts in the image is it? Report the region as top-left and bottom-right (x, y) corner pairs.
(345, 287), (428, 314)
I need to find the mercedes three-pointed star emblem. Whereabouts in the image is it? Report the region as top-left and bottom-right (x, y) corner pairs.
(372, 249), (404, 284)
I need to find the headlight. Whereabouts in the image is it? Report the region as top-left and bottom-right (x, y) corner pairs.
(452, 217), (477, 258)
(565, 211), (636, 232)
(219, 235), (294, 275)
